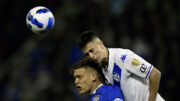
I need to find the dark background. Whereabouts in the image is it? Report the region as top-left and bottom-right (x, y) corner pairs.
(0, 0), (179, 101)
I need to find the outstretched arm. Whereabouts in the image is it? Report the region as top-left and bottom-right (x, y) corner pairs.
(148, 67), (161, 101)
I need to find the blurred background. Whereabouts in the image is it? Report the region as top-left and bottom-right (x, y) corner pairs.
(0, 0), (179, 101)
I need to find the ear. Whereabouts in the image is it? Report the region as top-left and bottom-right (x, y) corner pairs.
(90, 73), (97, 82)
(97, 40), (103, 45)
(98, 40), (105, 49)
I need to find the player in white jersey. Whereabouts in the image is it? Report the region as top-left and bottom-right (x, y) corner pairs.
(77, 30), (165, 101)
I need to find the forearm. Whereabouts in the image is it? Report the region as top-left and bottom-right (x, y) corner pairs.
(148, 67), (161, 101)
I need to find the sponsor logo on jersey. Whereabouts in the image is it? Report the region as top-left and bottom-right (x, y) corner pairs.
(120, 55), (127, 63)
(131, 58), (140, 66)
(140, 63), (147, 73)
(113, 73), (120, 82)
(93, 95), (99, 101)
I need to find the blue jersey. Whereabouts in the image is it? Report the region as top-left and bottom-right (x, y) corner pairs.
(89, 85), (124, 101)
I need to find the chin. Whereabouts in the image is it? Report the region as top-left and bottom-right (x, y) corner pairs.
(97, 60), (102, 64)
(79, 91), (85, 94)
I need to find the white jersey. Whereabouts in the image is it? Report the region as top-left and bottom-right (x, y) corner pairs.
(102, 48), (164, 101)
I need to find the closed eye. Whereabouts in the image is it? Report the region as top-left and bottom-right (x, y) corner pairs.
(75, 75), (83, 80)
(89, 49), (94, 52)
(84, 48), (94, 57)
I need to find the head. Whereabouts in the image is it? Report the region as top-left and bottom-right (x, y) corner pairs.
(78, 30), (108, 63)
(71, 58), (102, 94)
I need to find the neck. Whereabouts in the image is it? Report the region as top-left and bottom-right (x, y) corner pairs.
(105, 47), (109, 59)
(101, 48), (109, 70)
(90, 82), (102, 95)
(106, 48), (109, 70)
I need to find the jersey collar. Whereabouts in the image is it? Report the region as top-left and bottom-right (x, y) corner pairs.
(91, 84), (103, 95)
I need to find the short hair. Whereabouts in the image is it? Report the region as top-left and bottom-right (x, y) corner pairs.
(71, 58), (106, 83)
(78, 30), (98, 49)
(71, 57), (100, 74)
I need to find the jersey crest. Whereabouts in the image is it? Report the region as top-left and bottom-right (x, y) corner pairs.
(93, 95), (99, 101)
(113, 73), (120, 82)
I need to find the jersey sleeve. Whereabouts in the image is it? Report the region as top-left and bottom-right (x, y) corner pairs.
(125, 52), (153, 79)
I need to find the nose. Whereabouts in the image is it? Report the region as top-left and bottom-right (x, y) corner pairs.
(75, 78), (79, 84)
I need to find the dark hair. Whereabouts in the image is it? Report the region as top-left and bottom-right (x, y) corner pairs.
(78, 30), (98, 49)
(71, 58), (106, 84)
(71, 58), (100, 74)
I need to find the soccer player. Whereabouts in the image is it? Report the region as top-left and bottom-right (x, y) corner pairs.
(78, 30), (165, 101)
(71, 58), (124, 101)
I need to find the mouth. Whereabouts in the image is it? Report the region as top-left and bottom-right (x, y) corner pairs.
(95, 58), (100, 63)
(76, 86), (82, 91)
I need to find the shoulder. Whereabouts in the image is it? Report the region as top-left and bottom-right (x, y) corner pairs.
(108, 48), (134, 64)
(108, 48), (133, 56)
(99, 85), (123, 98)
(98, 85), (124, 101)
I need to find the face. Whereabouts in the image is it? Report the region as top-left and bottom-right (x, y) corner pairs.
(73, 68), (93, 94)
(82, 40), (107, 63)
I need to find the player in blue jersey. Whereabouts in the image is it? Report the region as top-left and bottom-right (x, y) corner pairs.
(71, 58), (124, 101)
(77, 30), (165, 101)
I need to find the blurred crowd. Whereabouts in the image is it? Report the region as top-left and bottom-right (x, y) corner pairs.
(0, 0), (179, 101)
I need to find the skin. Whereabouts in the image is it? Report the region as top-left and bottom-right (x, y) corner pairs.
(82, 38), (161, 101)
(148, 67), (161, 101)
(82, 38), (108, 63)
(73, 67), (101, 94)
